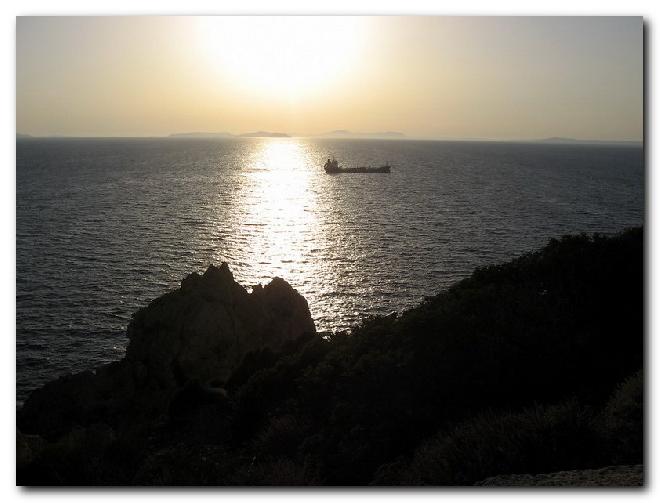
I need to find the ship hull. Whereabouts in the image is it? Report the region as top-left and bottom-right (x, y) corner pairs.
(325, 165), (391, 174)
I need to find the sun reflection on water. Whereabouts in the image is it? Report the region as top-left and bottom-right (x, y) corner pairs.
(227, 139), (320, 288)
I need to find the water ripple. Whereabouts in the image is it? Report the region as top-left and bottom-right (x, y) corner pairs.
(16, 138), (644, 401)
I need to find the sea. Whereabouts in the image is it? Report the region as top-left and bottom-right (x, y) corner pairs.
(16, 138), (644, 403)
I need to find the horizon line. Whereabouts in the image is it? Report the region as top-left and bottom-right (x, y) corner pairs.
(15, 133), (643, 145)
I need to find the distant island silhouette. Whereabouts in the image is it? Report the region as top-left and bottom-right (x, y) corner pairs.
(318, 130), (406, 139)
(169, 131), (290, 138)
(167, 130), (404, 140)
(239, 131), (290, 138)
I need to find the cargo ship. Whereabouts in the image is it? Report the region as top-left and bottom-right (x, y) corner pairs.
(323, 157), (391, 174)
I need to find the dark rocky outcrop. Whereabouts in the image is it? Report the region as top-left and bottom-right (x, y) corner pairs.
(18, 264), (316, 440)
(475, 464), (644, 487)
(126, 264), (314, 389)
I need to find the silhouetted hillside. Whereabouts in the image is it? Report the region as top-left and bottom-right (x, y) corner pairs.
(17, 228), (643, 485)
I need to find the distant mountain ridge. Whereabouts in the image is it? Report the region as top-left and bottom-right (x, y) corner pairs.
(169, 130), (402, 139)
(319, 130), (406, 139)
(239, 131), (289, 138)
(169, 131), (290, 138)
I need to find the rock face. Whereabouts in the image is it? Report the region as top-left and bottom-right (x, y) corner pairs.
(126, 263), (315, 388)
(18, 264), (316, 439)
(475, 464), (644, 487)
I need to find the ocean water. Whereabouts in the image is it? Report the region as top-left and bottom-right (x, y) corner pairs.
(16, 138), (644, 402)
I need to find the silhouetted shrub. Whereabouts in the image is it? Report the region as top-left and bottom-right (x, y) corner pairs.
(387, 400), (600, 485)
(253, 414), (307, 458)
(597, 369), (644, 464)
(234, 456), (320, 486)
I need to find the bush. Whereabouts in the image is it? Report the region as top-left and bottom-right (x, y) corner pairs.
(388, 400), (600, 486)
(597, 369), (644, 464)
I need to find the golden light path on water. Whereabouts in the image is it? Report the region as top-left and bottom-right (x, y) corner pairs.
(211, 138), (341, 330)
(239, 139), (319, 280)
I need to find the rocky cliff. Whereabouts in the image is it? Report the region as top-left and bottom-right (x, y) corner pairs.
(18, 264), (316, 440)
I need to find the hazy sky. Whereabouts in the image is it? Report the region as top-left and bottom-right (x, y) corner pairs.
(16, 16), (643, 140)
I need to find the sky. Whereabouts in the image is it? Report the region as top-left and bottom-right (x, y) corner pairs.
(16, 16), (643, 141)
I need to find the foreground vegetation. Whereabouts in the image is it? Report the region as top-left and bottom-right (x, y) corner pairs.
(18, 227), (643, 485)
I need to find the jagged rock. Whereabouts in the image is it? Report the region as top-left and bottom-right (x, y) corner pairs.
(126, 263), (315, 388)
(18, 264), (316, 439)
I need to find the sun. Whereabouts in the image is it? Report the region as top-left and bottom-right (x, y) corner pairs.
(197, 17), (365, 101)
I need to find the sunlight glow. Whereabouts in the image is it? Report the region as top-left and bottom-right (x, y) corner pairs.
(198, 17), (366, 101)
